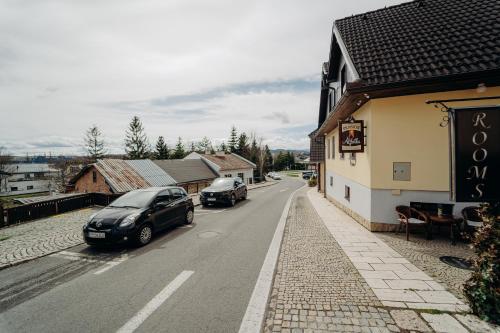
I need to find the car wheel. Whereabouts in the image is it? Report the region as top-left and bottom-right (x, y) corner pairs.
(185, 209), (194, 224)
(242, 190), (247, 200)
(229, 194), (236, 207)
(136, 224), (153, 246)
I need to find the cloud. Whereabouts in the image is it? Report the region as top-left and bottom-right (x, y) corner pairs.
(0, 0), (404, 154)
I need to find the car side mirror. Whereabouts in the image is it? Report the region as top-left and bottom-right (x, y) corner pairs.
(154, 202), (167, 209)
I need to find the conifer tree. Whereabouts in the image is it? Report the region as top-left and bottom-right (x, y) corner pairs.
(84, 125), (106, 162)
(236, 132), (250, 159)
(228, 126), (238, 153)
(154, 136), (169, 160)
(125, 116), (150, 159)
(172, 137), (186, 159)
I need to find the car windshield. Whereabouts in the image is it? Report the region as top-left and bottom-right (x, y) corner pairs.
(210, 178), (234, 189)
(109, 190), (158, 208)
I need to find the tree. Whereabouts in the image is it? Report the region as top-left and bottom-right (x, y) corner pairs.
(236, 132), (250, 159)
(249, 138), (258, 164)
(264, 145), (273, 173)
(84, 125), (106, 162)
(154, 136), (169, 160)
(125, 116), (150, 159)
(196, 136), (212, 153)
(190, 142), (196, 153)
(171, 137), (186, 159)
(218, 141), (228, 153)
(0, 147), (13, 194)
(228, 126), (238, 153)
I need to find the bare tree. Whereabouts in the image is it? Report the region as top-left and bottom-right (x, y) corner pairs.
(0, 147), (13, 194)
(84, 125), (106, 162)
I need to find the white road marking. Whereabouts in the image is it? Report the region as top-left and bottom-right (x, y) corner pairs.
(238, 184), (305, 333)
(279, 188), (289, 192)
(50, 251), (130, 275)
(116, 270), (194, 333)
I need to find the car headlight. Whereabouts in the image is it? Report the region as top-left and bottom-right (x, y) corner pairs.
(88, 213), (97, 223)
(119, 213), (140, 227)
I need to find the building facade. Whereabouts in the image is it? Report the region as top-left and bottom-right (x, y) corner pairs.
(310, 0), (500, 231)
(0, 163), (58, 196)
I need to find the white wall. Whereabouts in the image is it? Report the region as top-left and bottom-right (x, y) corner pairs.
(219, 169), (254, 185)
(325, 170), (372, 221)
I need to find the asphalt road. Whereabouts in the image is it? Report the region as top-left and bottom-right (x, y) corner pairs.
(0, 177), (304, 333)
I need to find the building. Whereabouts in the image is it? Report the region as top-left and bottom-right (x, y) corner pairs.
(310, 0), (500, 231)
(153, 159), (218, 194)
(70, 159), (175, 194)
(0, 163), (58, 196)
(70, 158), (218, 195)
(184, 152), (256, 185)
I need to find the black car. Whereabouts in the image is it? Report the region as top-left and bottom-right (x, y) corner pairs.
(83, 187), (194, 247)
(200, 177), (247, 207)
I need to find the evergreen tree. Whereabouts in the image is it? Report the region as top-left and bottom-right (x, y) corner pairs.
(84, 125), (106, 162)
(190, 142), (196, 152)
(219, 141), (227, 153)
(154, 136), (169, 160)
(264, 145), (273, 173)
(125, 116), (150, 159)
(172, 137), (186, 159)
(249, 138), (258, 164)
(236, 132), (250, 159)
(228, 126), (238, 153)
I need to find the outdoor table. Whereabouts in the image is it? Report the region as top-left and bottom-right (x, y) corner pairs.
(428, 214), (462, 245)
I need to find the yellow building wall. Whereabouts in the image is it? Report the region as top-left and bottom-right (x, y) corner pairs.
(371, 87), (500, 191)
(324, 102), (372, 188)
(323, 87), (500, 192)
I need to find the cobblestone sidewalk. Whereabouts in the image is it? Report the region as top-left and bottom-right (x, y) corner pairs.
(264, 188), (499, 333)
(0, 208), (98, 269)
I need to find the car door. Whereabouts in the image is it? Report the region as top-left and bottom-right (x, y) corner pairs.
(234, 179), (244, 199)
(167, 188), (188, 224)
(151, 190), (177, 229)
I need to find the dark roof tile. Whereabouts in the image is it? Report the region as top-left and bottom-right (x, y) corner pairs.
(335, 0), (500, 86)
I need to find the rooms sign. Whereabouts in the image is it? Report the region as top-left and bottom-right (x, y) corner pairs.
(339, 120), (365, 153)
(452, 106), (500, 202)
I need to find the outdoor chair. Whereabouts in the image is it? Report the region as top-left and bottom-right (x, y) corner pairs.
(461, 206), (484, 235)
(395, 205), (431, 241)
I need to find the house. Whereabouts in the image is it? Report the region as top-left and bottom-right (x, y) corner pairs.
(70, 159), (175, 194)
(153, 159), (218, 194)
(310, 0), (500, 231)
(184, 151), (256, 185)
(0, 163), (59, 196)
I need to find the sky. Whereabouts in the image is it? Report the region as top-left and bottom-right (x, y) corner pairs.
(0, 0), (403, 155)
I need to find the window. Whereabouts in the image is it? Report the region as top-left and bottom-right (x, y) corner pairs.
(341, 65), (347, 94)
(92, 171), (97, 183)
(326, 139), (330, 159)
(169, 188), (186, 200)
(248, 178), (253, 184)
(331, 136), (335, 159)
(10, 187), (18, 191)
(340, 152), (345, 160)
(155, 190), (172, 204)
(330, 176), (333, 187)
(225, 174), (232, 178)
(345, 185), (350, 201)
(237, 173), (244, 180)
(328, 89), (336, 112)
(27, 185), (34, 190)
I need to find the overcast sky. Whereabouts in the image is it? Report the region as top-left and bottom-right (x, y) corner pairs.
(0, 0), (403, 155)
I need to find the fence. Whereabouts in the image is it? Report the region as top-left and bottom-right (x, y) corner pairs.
(1, 192), (122, 228)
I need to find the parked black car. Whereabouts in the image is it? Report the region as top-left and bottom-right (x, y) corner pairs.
(83, 187), (194, 247)
(200, 177), (247, 207)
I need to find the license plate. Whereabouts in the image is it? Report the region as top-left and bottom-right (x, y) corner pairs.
(88, 231), (105, 239)
(207, 198), (216, 201)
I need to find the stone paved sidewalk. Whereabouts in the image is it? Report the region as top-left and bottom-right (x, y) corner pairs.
(0, 208), (98, 269)
(264, 188), (500, 332)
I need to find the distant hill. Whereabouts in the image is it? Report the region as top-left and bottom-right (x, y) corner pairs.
(270, 149), (309, 155)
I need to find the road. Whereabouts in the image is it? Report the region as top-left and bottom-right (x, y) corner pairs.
(0, 177), (304, 333)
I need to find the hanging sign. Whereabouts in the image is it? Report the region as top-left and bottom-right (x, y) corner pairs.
(339, 120), (364, 153)
(452, 106), (500, 202)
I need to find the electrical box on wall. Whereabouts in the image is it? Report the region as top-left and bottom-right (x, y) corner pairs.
(393, 162), (411, 181)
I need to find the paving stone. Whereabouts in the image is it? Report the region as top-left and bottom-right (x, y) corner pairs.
(390, 310), (432, 332)
(384, 279), (433, 290)
(0, 208), (99, 268)
(372, 289), (424, 303)
(454, 314), (500, 333)
(421, 313), (468, 333)
(415, 291), (462, 304)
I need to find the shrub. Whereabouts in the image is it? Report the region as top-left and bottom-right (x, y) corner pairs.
(463, 202), (499, 324)
(308, 177), (317, 187)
